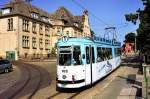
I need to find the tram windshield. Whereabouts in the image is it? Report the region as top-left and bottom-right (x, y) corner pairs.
(59, 53), (72, 66)
(58, 46), (81, 66)
(59, 46), (72, 66)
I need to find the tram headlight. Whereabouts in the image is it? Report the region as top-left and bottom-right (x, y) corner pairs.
(62, 75), (67, 79)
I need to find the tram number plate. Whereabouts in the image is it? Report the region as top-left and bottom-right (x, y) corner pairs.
(62, 70), (68, 73)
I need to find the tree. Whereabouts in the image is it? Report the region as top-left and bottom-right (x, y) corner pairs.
(51, 47), (56, 57)
(124, 32), (136, 43)
(125, 0), (150, 52)
(90, 29), (95, 37)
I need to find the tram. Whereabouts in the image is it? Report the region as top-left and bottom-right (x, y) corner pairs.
(56, 36), (121, 89)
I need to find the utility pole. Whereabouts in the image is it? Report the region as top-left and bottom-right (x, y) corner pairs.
(135, 33), (137, 53)
(104, 27), (117, 40)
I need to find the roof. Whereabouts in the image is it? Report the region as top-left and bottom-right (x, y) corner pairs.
(57, 37), (121, 47)
(0, 0), (50, 24)
(49, 6), (83, 30)
(57, 37), (94, 46)
(0, 1), (85, 29)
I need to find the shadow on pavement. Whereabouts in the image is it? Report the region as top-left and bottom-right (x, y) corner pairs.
(121, 55), (143, 74)
(117, 75), (142, 97)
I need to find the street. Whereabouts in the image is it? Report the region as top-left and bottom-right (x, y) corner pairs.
(0, 56), (142, 99)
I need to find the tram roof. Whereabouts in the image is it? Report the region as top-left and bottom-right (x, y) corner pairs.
(57, 36), (121, 47)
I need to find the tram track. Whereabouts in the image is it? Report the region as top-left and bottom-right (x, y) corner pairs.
(47, 91), (81, 99)
(10, 64), (31, 99)
(0, 57), (134, 99)
(0, 61), (45, 99)
(27, 64), (42, 99)
(67, 91), (82, 99)
(47, 92), (62, 99)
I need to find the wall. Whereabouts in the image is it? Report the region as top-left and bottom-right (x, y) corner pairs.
(0, 16), (18, 58)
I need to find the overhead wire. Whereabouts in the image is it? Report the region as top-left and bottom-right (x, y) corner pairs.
(71, 0), (110, 27)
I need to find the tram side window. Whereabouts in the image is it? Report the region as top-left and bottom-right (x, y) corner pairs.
(97, 47), (112, 62)
(115, 48), (121, 57)
(102, 48), (107, 60)
(73, 46), (81, 65)
(92, 47), (95, 63)
(86, 47), (90, 64)
(106, 48), (112, 59)
(97, 47), (103, 62)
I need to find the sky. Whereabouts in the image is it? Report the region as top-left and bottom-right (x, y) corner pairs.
(0, 0), (144, 44)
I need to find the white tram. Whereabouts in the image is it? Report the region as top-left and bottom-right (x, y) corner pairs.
(56, 36), (121, 89)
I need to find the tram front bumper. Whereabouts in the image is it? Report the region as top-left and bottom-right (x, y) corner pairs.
(57, 79), (85, 88)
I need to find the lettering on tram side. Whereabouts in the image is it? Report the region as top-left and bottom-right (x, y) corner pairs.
(98, 61), (112, 73)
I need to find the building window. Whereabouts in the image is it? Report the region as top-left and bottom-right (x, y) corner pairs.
(39, 24), (43, 35)
(22, 36), (29, 48)
(41, 16), (49, 22)
(74, 22), (78, 27)
(8, 18), (13, 31)
(66, 31), (69, 36)
(45, 25), (50, 37)
(32, 37), (37, 49)
(45, 39), (50, 50)
(74, 31), (77, 37)
(22, 19), (29, 32)
(32, 22), (36, 33)
(39, 39), (43, 50)
(31, 12), (39, 19)
(2, 8), (11, 15)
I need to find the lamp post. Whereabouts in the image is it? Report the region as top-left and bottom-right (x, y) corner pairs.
(135, 33), (137, 53)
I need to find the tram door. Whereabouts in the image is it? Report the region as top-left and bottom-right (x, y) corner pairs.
(85, 45), (94, 85)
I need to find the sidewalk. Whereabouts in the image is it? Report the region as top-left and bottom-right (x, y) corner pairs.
(142, 63), (150, 99)
(93, 56), (143, 99)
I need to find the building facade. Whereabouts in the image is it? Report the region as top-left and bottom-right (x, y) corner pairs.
(49, 7), (91, 48)
(0, 0), (52, 59)
(0, 0), (91, 59)
(123, 42), (135, 56)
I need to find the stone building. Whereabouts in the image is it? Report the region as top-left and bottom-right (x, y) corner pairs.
(0, 0), (52, 59)
(49, 7), (91, 48)
(0, 0), (91, 60)
(123, 42), (135, 56)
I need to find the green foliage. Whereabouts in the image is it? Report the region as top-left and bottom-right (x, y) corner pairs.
(90, 29), (95, 37)
(51, 47), (56, 57)
(125, 0), (150, 52)
(124, 33), (135, 43)
(125, 13), (138, 25)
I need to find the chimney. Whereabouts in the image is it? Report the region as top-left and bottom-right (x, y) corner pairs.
(83, 10), (88, 15)
(11, 0), (23, 2)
